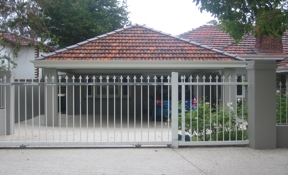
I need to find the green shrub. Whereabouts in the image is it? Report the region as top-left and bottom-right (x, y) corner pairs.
(178, 98), (248, 141)
(276, 90), (288, 124)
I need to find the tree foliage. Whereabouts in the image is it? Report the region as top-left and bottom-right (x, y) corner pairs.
(0, 0), (130, 48)
(193, 0), (288, 43)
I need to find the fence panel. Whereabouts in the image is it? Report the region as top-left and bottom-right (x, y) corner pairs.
(277, 83), (288, 125)
(177, 75), (249, 146)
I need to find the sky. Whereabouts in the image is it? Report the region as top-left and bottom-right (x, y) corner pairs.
(127, 0), (215, 36)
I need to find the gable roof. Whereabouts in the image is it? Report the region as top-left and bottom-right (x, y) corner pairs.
(179, 25), (288, 56)
(38, 25), (244, 62)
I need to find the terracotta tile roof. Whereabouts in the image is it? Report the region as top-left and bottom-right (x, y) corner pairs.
(179, 25), (288, 56)
(178, 25), (234, 50)
(179, 25), (288, 69)
(39, 25), (243, 62)
(0, 33), (54, 51)
(223, 35), (256, 55)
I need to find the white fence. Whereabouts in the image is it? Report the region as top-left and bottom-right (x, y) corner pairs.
(277, 84), (288, 125)
(0, 72), (249, 147)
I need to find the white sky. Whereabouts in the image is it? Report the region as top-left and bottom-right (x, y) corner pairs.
(127, 0), (215, 36)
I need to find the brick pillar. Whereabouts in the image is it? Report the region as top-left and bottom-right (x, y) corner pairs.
(247, 60), (277, 149)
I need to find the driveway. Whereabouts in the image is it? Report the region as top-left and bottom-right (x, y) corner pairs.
(0, 147), (287, 175)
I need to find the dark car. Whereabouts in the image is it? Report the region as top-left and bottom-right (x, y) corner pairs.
(150, 89), (197, 121)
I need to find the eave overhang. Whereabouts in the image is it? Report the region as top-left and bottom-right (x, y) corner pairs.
(240, 55), (286, 60)
(31, 60), (247, 69)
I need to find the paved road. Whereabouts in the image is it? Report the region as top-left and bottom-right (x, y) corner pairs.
(0, 147), (287, 175)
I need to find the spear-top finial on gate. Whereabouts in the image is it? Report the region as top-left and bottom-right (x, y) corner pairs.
(99, 76), (103, 83)
(72, 75), (75, 84)
(127, 76), (130, 83)
(228, 75), (232, 82)
(133, 76), (137, 83)
(167, 76), (171, 83)
(85, 76), (89, 82)
(153, 76), (157, 83)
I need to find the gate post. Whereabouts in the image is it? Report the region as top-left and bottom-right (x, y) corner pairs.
(171, 72), (179, 148)
(247, 60), (277, 149)
(0, 71), (15, 135)
(44, 68), (58, 126)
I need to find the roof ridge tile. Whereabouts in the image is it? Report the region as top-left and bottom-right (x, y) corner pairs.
(55, 48), (67, 53)
(77, 41), (89, 46)
(200, 44), (212, 49)
(87, 37), (99, 41)
(66, 44), (78, 49)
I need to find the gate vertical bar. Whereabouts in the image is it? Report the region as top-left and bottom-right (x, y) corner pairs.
(113, 76), (116, 142)
(32, 79), (34, 142)
(181, 76), (185, 142)
(86, 76), (89, 142)
(140, 76), (143, 141)
(127, 76), (130, 141)
(18, 79), (20, 140)
(38, 77), (41, 142)
(58, 76), (61, 142)
(106, 76), (109, 142)
(167, 76), (171, 140)
(133, 76), (136, 142)
(171, 72), (179, 148)
(24, 78), (27, 141)
(79, 76), (82, 142)
(9, 74), (15, 137)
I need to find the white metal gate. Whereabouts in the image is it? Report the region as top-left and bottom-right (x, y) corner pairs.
(0, 72), (249, 148)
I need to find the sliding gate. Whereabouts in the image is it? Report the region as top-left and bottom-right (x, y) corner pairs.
(0, 72), (249, 147)
(0, 74), (173, 147)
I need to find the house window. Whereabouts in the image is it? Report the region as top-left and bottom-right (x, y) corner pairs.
(87, 76), (129, 98)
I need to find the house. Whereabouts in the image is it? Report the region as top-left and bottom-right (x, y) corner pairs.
(179, 25), (288, 88)
(0, 33), (53, 79)
(0, 24), (282, 149)
(32, 24), (247, 122)
(178, 25), (288, 69)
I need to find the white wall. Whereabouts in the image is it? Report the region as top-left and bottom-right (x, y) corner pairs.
(0, 44), (36, 79)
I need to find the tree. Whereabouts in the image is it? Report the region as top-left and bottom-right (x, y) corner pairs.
(0, 0), (130, 48)
(193, 0), (288, 43)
